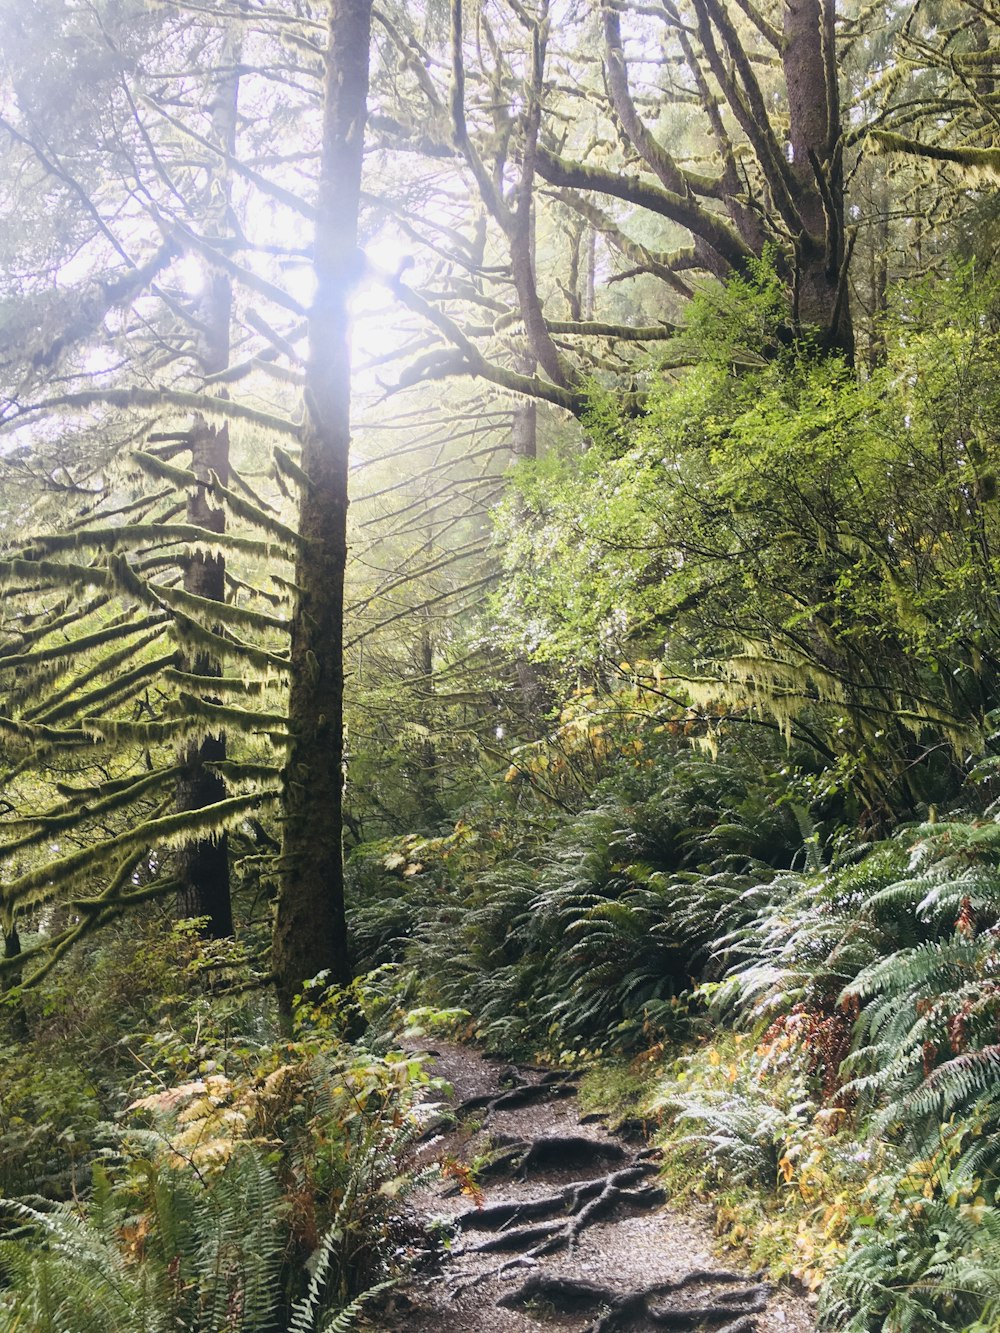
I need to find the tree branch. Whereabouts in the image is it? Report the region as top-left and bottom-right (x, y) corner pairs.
(535, 146), (753, 272)
(7, 388), (301, 438)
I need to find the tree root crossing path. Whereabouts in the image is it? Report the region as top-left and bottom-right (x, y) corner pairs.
(381, 1043), (816, 1333)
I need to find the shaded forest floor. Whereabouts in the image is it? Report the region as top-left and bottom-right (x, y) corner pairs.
(379, 1043), (816, 1333)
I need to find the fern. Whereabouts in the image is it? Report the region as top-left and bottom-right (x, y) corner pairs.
(0, 1196), (170, 1333)
(0, 1144), (286, 1333)
(895, 1046), (1000, 1123)
(318, 1279), (397, 1333)
(670, 1092), (796, 1187)
(823, 1195), (1000, 1333)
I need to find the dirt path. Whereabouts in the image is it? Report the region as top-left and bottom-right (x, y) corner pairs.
(378, 1043), (816, 1333)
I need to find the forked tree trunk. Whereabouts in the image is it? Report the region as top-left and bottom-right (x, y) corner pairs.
(274, 0), (372, 1020)
(783, 0), (853, 358)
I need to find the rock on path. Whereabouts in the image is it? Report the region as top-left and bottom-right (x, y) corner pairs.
(376, 1042), (816, 1333)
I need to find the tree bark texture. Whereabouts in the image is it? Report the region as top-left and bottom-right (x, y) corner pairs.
(274, 0), (372, 1020)
(782, 0), (853, 357)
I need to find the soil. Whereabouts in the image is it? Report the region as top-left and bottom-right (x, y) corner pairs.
(374, 1041), (817, 1333)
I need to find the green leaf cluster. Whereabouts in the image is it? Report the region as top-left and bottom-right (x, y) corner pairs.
(495, 269), (1000, 819)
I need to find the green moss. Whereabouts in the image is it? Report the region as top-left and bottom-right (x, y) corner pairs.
(577, 1057), (655, 1122)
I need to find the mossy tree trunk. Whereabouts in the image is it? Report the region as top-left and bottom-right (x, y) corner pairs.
(175, 414), (233, 937)
(175, 36), (240, 937)
(1, 905), (29, 1042)
(273, 0), (372, 1020)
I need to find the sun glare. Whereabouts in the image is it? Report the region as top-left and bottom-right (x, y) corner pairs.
(81, 347), (119, 376)
(173, 254), (206, 296)
(349, 229), (412, 372)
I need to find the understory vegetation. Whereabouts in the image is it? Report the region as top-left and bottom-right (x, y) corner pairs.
(353, 272), (1000, 1329)
(0, 929), (438, 1331)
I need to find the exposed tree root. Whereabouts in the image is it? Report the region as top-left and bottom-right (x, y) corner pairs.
(416, 1066), (584, 1141)
(459, 1162), (657, 1234)
(498, 1269), (770, 1331)
(470, 1133), (630, 1184)
(451, 1163), (667, 1297)
(538, 1068), (581, 1085)
(497, 1273), (610, 1311)
(517, 1134), (629, 1176)
(453, 1078), (579, 1117)
(577, 1110), (656, 1143)
(614, 1114), (659, 1144)
(403, 1049), (779, 1331)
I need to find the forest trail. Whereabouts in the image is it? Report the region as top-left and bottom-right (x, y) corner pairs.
(378, 1043), (816, 1333)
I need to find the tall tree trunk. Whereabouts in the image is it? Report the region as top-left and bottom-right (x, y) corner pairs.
(783, 0), (853, 358)
(175, 414), (233, 936)
(175, 38), (240, 936)
(274, 0), (372, 1021)
(416, 611), (441, 821)
(582, 224), (596, 323)
(511, 334), (548, 722)
(867, 172), (890, 369)
(511, 373), (537, 464)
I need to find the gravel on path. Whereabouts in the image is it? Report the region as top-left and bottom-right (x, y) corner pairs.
(374, 1041), (817, 1333)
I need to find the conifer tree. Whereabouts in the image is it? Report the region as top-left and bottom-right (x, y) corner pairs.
(273, 0), (374, 1018)
(0, 2), (299, 997)
(173, 34), (242, 939)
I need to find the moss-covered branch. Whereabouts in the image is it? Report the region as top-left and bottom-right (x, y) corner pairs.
(5, 791), (278, 909)
(0, 616), (168, 675)
(33, 652), (176, 725)
(273, 444), (313, 493)
(170, 610), (290, 671)
(868, 130), (1000, 179)
(13, 388), (301, 438)
(153, 582), (290, 634)
(535, 146), (753, 273)
(0, 766), (180, 857)
(162, 669), (280, 695)
(24, 523), (290, 560)
(173, 690), (289, 737)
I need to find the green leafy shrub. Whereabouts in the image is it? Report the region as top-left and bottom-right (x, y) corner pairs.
(495, 268), (1000, 823)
